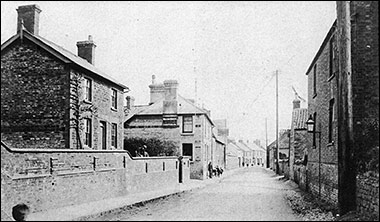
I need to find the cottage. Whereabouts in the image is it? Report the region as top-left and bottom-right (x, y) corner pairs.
(124, 75), (215, 180)
(1, 4), (128, 150)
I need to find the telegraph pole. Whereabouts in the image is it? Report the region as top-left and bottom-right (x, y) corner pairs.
(275, 70), (280, 174)
(265, 118), (269, 168)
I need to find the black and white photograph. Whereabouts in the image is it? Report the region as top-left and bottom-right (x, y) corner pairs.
(1, 1), (378, 221)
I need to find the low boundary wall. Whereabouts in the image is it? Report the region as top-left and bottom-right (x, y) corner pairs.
(1, 141), (190, 220)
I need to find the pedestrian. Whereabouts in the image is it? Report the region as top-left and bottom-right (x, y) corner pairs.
(142, 145), (149, 157)
(12, 203), (30, 221)
(208, 161), (213, 178)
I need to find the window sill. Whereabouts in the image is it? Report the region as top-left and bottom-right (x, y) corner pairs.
(327, 142), (334, 147)
(83, 100), (92, 105)
(327, 73), (336, 82)
(111, 107), (117, 112)
(181, 133), (194, 136)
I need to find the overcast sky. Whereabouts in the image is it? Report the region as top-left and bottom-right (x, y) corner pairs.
(1, 1), (337, 144)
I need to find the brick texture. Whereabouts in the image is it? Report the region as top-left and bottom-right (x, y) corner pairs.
(1, 143), (190, 220)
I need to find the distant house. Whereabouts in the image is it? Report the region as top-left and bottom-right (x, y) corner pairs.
(212, 132), (226, 169)
(226, 138), (244, 169)
(268, 129), (290, 174)
(287, 96), (310, 186)
(250, 140), (267, 167)
(235, 140), (254, 167)
(1, 4), (128, 150)
(124, 75), (215, 180)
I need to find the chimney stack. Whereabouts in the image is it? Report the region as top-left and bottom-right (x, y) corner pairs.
(149, 75), (165, 105)
(126, 96), (135, 110)
(17, 4), (42, 35)
(293, 97), (300, 109)
(163, 80), (178, 114)
(76, 35), (96, 65)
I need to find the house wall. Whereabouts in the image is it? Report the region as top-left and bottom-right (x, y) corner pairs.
(1, 38), (126, 150)
(1, 142), (190, 220)
(69, 70), (125, 150)
(1, 39), (70, 149)
(307, 25), (339, 207)
(124, 114), (212, 180)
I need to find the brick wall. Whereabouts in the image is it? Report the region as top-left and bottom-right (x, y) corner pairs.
(1, 142), (189, 220)
(1, 39), (70, 149)
(306, 23), (339, 208)
(350, 1), (379, 174)
(356, 174), (379, 219)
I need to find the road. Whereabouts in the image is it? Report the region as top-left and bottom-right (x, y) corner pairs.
(96, 166), (301, 221)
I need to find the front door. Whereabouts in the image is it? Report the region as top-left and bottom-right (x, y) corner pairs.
(100, 121), (106, 150)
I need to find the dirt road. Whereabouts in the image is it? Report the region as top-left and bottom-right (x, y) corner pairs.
(96, 167), (300, 221)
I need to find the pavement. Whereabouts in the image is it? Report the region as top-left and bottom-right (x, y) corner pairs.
(27, 167), (243, 221)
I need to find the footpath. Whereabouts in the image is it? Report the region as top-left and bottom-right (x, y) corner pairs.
(27, 167), (243, 221)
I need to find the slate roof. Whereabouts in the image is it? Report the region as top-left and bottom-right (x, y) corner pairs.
(268, 129), (290, 149)
(226, 141), (243, 156)
(1, 30), (128, 90)
(292, 108), (308, 130)
(124, 94), (214, 125)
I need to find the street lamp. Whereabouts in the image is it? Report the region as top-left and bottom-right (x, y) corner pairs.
(306, 114), (322, 198)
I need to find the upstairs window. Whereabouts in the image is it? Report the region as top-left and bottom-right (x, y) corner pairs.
(111, 89), (117, 110)
(328, 99), (335, 143)
(84, 118), (92, 147)
(111, 123), (117, 148)
(84, 78), (92, 102)
(183, 116), (193, 133)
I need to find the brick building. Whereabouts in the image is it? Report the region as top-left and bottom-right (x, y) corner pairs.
(1, 4), (128, 150)
(124, 76), (215, 180)
(305, 1), (378, 216)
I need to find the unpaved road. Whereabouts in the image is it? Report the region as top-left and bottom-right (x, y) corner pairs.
(95, 167), (301, 221)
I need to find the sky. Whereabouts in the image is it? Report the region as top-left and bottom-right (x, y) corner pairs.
(1, 1), (337, 145)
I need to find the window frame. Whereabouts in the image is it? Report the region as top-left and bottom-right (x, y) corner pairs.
(328, 98), (335, 143)
(84, 77), (92, 102)
(182, 115), (193, 133)
(111, 123), (117, 148)
(84, 118), (92, 147)
(111, 88), (117, 110)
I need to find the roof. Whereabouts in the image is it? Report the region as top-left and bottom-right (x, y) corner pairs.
(1, 30), (128, 90)
(226, 141), (243, 156)
(305, 20), (337, 75)
(292, 108), (308, 130)
(233, 140), (251, 152)
(246, 142), (266, 152)
(268, 129), (290, 149)
(125, 94), (214, 125)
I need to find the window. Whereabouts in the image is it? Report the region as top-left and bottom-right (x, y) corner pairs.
(328, 99), (335, 143)
(84, 118), (92, 147)
(313, 112), (317, 148)
(84, 78), (92, 102)
(111, 89), (117, 110)
(329, 36), (334, 77)
(313, 64), (317, 96)
(183, 116), (193, 133)
(111, 123), (117, 148)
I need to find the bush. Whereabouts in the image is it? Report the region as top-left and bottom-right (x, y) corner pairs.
(124, 137), (179, 157)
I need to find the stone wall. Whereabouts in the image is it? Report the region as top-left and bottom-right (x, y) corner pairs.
(356, 173), (379, 219)
(1, 141), (190, 220)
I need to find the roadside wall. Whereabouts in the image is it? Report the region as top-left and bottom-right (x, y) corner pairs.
(1, 142), (190, 220)
(356, 173), (379, 220)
